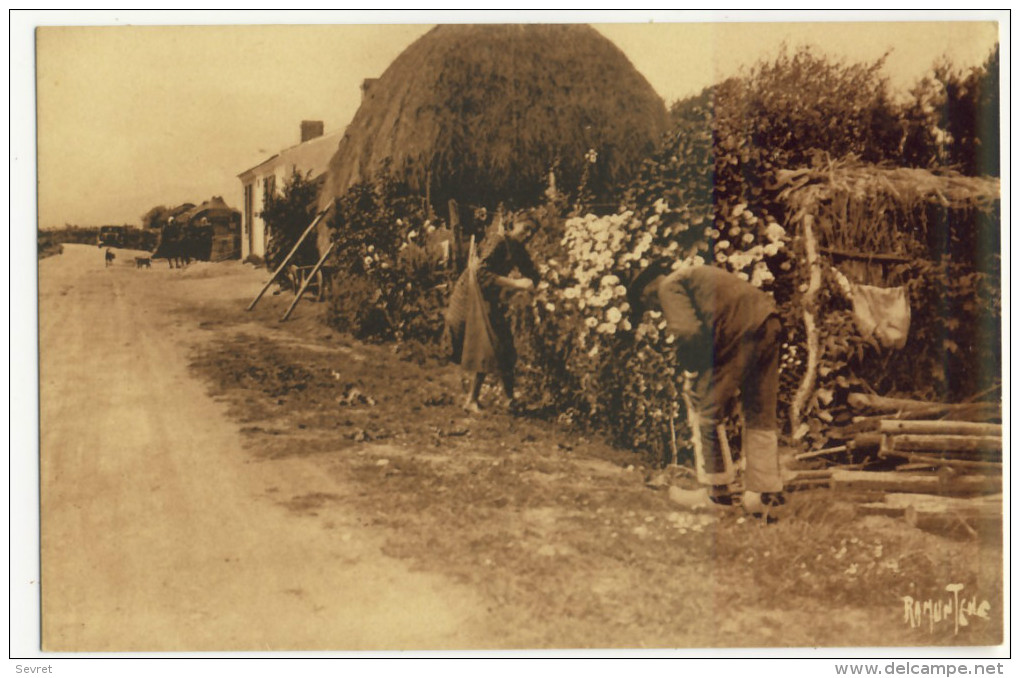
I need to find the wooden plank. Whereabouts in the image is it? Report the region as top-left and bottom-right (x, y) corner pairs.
(280, 242), (336, 322)
(859, 493), (1002, 536)
(831, 470), (1001, 496)
(905, 501), (1002, 538)
(879, 450), (1003, 472)
(891, 434), (1001, 455)
(878, 420), (1002, 437)
(247, 209), (329, 311)
(882, 492), (1002, 510)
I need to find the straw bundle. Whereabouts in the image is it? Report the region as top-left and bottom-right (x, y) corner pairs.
(318, 24), (669, 211)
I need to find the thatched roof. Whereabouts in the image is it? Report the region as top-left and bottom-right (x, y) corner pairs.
(181, 196), (240, 224)
(318, 24), (669, 211)
(772, 158), (1001, 258)
(774, 162), (1001, 214)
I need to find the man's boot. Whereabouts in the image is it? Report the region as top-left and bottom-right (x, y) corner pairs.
(743, 428), (784, 522)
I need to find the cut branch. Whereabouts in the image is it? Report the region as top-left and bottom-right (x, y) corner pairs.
(791, 214), (821, 432)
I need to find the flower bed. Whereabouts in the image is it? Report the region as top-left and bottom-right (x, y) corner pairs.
(511, 196), (793, 461)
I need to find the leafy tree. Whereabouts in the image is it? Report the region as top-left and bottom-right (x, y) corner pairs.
(141, 205), (172, 230)
(259, 168), (321, 271)
(735, 45), (902, 167)
(901, 45), (999, 176)
(650, 47), (905, 235)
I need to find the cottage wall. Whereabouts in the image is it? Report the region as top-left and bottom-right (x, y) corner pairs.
(239, 124), (342, 260)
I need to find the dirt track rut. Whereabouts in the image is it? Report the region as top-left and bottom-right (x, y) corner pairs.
(39, 245), (493, 651)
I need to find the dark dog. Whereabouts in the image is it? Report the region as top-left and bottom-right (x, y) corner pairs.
(105, 249), (115, 267)
(135, 257), (152, 269)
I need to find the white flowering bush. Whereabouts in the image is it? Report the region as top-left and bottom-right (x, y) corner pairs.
(512, 192), (792, 459)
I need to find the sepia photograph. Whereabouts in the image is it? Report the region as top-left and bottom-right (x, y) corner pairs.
(14, 9), (1008, 663)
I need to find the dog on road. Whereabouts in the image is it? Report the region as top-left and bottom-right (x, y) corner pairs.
(105, 248), (115, 267)
(135, 256), (152, 269)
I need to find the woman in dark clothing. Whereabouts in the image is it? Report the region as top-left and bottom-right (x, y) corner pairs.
(444, 215), (539, 414)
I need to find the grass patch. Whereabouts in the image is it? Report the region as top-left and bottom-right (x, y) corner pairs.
(188, 318), (1003, 648)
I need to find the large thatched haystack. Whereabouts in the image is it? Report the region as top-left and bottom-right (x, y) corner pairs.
(318, 24), (669, 212)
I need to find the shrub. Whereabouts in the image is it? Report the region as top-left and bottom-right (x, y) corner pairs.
(324, 169), (451, 346)
(260, 168), (321, 272)
(901, 45), (1000, 176)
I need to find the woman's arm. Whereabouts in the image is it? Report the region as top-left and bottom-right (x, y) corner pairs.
(475, 238), (535, 292)
(491, 275), (533, 291)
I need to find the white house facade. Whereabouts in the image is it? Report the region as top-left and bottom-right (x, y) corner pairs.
(238, 120), (342, 260)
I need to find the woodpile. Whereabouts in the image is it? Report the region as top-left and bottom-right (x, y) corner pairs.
(787, 393), (1003, 538)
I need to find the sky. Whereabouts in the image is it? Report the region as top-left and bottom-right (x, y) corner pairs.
(23, 10), (1004, 230)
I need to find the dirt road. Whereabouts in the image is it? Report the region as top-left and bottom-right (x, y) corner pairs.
(39, 245), (494, 651)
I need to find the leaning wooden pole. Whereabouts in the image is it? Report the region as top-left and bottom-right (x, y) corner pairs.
(790, 213), (822, 434)
(280, 241), (336, 322)
(246, 208), (330, 312)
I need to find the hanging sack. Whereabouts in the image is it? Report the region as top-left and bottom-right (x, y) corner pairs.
(833, 268), (911, 349)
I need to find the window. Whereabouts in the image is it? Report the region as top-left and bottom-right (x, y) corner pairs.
(243, 183), (253, 235)
(263, 175), (276, 204)
(244, 183), (254, 252)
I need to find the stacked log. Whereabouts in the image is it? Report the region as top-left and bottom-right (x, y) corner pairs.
(786, 393), (1003, 537)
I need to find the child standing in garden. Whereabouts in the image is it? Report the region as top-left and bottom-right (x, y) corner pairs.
(444, 214), (539, 414)
(627, 261), (785, 514)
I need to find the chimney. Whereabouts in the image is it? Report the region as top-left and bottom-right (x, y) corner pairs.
(361, 78), (378, 102)
(301, 120), (324, 143)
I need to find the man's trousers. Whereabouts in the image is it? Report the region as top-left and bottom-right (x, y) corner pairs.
(681, 315), (783, 493)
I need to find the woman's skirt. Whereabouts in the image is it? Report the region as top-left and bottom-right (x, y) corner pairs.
(443, 267), (504, 374)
